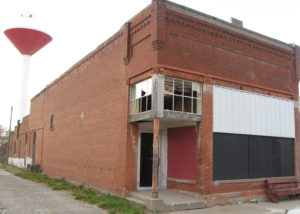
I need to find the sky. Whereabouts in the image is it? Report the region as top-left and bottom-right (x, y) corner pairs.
(0, 0), (299, 129)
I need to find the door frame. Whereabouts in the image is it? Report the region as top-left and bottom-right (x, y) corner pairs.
(137, 128), (168, 191)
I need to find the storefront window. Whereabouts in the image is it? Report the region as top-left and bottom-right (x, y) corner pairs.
(164, 77), (201, 114)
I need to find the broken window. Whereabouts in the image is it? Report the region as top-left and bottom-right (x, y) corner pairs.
(164, 77), (201, 114)
(130, 78), (152, 114)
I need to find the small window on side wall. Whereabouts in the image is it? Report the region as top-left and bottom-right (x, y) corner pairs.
(50, 114), (55, 130)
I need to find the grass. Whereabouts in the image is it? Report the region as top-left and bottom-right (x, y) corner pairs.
(0, 164), (145, 214)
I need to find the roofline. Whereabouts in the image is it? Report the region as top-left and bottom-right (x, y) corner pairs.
(31, 4), (153, 101)
(31, 30), (123, 101)
(165, 1), (293, 51)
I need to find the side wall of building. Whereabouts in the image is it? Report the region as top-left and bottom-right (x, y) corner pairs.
(26, 4), (156, 195)
(28, 32), (128, 194)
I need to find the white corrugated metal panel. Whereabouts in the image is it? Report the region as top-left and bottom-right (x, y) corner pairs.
(213, 85), (295, 138)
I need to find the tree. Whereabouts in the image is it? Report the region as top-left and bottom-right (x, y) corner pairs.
(0, 125), (9, 163)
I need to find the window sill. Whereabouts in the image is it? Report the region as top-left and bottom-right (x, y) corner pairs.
(163, 109), (201, 115)
(213, 176), (295, 185)
(129, 110), (152, 116)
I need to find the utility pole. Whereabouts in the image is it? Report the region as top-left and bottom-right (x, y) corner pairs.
(6, 106), (13, 164)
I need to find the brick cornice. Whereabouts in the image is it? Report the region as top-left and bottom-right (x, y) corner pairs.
(130, 15), (151, 36)
(152, 40), (165, 51)
(166, 12), (292, 61)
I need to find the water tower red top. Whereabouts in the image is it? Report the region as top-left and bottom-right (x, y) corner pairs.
(4, 28), (52, 56)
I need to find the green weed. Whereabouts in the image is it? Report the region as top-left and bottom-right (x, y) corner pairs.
(0, 164), (145, 214)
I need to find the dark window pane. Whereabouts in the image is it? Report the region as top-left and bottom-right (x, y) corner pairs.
(184, 81), (192, 97)
(147, 95), (152, 111)
(184, 97), (192, 113)
(174, 95), (183, 111)
(213, 133), (249, 180)
(248, 136), (274, 178)
(193, 98), (197, 113)
(214, 133), (294, 180)
(141, 97), (147, 112)
(164, 94), (173, 110)
(174, 79), (183, 95)
(193, 98), (201, 114)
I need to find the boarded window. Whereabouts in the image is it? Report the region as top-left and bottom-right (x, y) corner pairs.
(213, 133), (294, 180)
(168, 126), (197, 180)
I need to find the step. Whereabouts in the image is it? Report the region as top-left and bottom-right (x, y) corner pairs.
(127, 197), (146, 206)
(165, 201), (206, 211)
(129, 191), (206, 212)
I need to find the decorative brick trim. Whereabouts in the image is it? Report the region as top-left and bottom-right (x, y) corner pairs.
(130, 15), (151, 36)
(123, 57), (129, 65)
(152, 40), (165, 51)
(166, 12), (292, 60)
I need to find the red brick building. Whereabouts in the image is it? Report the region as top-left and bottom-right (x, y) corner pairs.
(8, 0), (300, 206)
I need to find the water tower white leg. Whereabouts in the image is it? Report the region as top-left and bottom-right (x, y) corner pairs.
(19, 55), (31, 121)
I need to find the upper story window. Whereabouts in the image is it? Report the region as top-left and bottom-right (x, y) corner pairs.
(164, 77), (201, 114)
(130, 78), (152, 114)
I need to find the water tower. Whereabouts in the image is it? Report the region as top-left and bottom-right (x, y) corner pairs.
(4, 13), (52, 121)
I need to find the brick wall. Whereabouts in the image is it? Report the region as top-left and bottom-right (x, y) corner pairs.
(31, 32), (129, 194)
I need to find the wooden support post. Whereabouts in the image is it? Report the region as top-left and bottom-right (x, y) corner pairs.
(152, 118), (160, 198)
